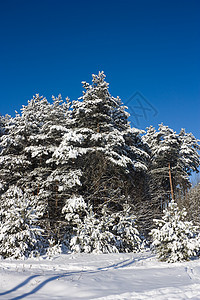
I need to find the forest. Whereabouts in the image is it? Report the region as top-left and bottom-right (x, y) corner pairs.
(0, 72), (200, 262)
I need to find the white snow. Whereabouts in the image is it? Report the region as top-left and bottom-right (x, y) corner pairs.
(1, 251), (200, 299)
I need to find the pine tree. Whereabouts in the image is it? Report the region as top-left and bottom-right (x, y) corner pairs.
(0, 186), (44, 259)
(150, 200), (199, 262)
(111, 205), (141, 252)
(0, 114), (29, 196)
(20, 94), (70, 195)
(178, 129), (200, 194)
(70, 204), (141, 254)
(28, 94), (71, 239)
(54, 72), (149, 220)
(0, 94), (72, 241)
(61, 194), (88, 248)
(181, 182), (200, 225)
(0, 95), (51, 195)
(144, 124), (179, 205)
(143, 124), (200, 218)
(70, 205), (118, 254)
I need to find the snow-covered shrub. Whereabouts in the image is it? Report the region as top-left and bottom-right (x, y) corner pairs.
(112, 207), (141, 252)
(62, 194), (87, 227)
(0, 186), (44, 259)
(61, 194), (88, 245)
(70, 207), (118, 254)
(150, 200), (199, 262)
(70, 205), (141, 254)
(46, 238), (62, 258)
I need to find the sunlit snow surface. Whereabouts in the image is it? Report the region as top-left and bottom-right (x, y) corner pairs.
(1, 251), (200, 299)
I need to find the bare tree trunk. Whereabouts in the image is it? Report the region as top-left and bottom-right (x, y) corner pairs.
(168, 162), (174, 200)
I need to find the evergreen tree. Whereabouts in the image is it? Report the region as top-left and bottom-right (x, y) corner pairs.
(54, 72), (149, 220)
(27, 94), (71, 238)
(20, 94), (70, 195)
(61, 194), (88, 248)
(143, 124), (200, 214)
(70, 205), (118, 254)
(178, 129), (200, 193)
(70, 204), (141, 254)
(150, 200), (199, 262)
(0, 94), (71, 240)
(0, 186), (44, 259)
(181, 183), (200, 225)
(0, 114), (29, 196)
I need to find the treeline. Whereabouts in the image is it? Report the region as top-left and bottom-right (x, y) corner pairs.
(0, 72), (199, 259)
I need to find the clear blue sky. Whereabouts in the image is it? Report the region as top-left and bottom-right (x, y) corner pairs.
(0, 0), (199, 139)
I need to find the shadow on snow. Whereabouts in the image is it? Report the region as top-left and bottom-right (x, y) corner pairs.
(0, 256), (149, 299)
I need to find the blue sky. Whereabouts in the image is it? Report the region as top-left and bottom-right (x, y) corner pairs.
(0, 0), (199, 139)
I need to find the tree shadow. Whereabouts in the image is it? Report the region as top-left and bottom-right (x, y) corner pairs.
(10, 273), (71, 300)
(0, 275), (40, 296)
(98, 257), (134, 270)
(97, 254), (152, 270)
(1, 256), (142, 299)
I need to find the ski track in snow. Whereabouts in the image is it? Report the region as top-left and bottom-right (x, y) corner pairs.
(1, 251), (200, 299)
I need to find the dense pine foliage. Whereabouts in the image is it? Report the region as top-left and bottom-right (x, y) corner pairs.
(150, 200), (199, 262)
(0, 72), (200, 261)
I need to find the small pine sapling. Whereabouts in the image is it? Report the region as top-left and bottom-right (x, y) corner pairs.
(150, 200), (199, 262)
(0, 186), (44, 259)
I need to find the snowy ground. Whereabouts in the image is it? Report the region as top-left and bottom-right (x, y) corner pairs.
(1, 251), (200, 299)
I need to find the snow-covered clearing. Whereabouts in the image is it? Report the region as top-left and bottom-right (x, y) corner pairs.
(1, 251), (200, 299)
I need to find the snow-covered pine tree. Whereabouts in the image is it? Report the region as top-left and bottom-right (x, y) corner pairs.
(70, 203), (141, 254)
(178, 129), (200, 193)
(54, 72), (149, 221)
(19, 94), (70, 195)
(143, 124), (200, 215)
(0, 96), (51, 196)
(111, 205), (142, 252)
(22, 94), (74, 241)
(0, 186), (44, 259)
(0, 113), (30, 196)
(150, 200), (199, 262)
(0, 94), (72, 242)
(70, 206), (118, 254)
(181, 182), (200, 226)
(24, 94), (72, 239)
(144, 124), (180, 206)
